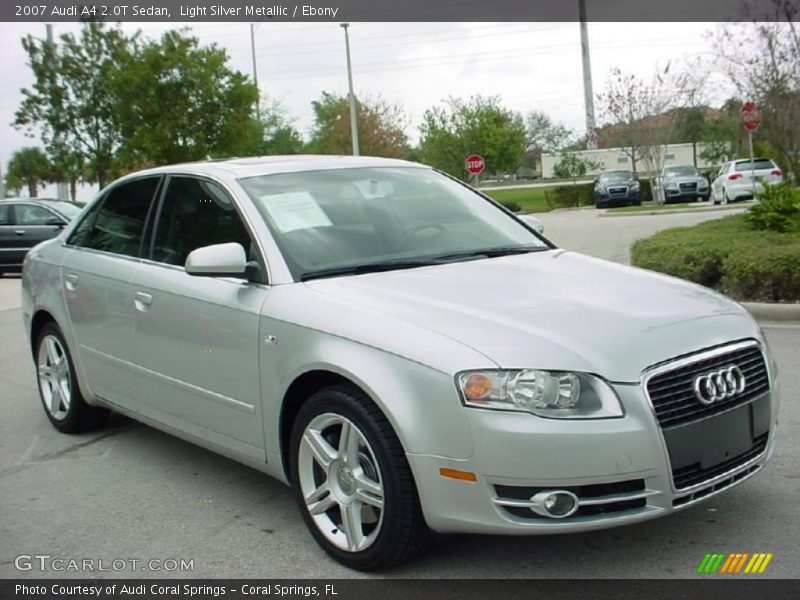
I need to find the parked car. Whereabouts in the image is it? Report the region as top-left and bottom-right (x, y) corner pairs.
(22, 157), (778, 570)
(657, 165), (710, 204)
(593, 170), (642, 208)
(710, 158), (783, 204)
(0, 198), (82, 276)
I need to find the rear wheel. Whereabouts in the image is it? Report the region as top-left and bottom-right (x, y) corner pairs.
(722, 189), (730, 205)
(289, 385), (430, 571)
(35, 323), (108, 433)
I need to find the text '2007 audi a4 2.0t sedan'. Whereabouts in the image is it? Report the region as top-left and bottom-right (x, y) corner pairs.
(22, 156), (779, 570)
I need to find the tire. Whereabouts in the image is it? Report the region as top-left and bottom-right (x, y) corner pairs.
(289, 384), (430, 571)
(35, 323), (108, 433)
(722, 189), (730, 205)
(712, 189), (720, 205)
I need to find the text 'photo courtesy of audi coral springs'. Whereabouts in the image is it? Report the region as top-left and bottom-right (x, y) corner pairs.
(21, 156), (780, 571)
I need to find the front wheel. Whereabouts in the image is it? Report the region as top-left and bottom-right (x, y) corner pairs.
(35, 323), (108, 433)
(289, 385), (430, 571)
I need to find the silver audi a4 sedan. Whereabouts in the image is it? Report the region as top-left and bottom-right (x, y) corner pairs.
(22, 156), (779, 570)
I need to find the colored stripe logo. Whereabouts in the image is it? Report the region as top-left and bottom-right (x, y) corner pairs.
(697, 552), (773, 574)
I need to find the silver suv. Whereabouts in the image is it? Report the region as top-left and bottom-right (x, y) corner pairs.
(22, 157), (778, 570)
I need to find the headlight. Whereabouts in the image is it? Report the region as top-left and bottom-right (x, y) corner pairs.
(630, 182), (640, 191)
(456, 370), (624, 419)
(595, 186), (606, 194)
(698, 180), (709, 188)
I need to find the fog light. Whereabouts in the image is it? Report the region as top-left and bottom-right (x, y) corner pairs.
(530, 490), (579, 518)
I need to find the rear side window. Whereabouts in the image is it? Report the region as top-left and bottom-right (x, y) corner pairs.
(70, 178), (160, 257)
(151, 177), (252, 267)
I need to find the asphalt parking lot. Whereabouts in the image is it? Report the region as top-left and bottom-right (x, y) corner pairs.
(1, 207), (797, 579)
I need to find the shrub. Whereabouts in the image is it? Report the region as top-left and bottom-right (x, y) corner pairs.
(746, 182), (800, 233)
(631, 214), (800, 302)
(544, 183), (594, 209)
(723, 246), (800, 302)
(497, 199), (521, 212)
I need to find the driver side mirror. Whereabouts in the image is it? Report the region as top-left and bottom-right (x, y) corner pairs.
(46, 216), (66, 228)
(185, 242), (247, 278)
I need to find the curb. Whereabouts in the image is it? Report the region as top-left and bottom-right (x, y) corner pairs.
(742, 302), (800, 323)
(599, 202), (755, 218)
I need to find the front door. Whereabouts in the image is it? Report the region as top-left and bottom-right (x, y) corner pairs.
(131, 176), (267, 461)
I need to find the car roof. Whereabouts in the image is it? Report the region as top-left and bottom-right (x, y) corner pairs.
(1, 197), (62, 203)
(118, 155), (428, 182)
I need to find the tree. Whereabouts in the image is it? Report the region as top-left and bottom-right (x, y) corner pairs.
(251, 99), (305, 155)
(112, 30), (260, 166)
(597, 65), (692, 176)
(6, 147), (52, 197)
(308, 92), (408, 157)
(524, 110), (570, 173)
(419, 95), (526, 180)
(14, 22), (132, 187)
(711, 0), (800, 178)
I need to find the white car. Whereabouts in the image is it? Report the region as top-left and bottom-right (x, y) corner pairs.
(22, 156), (779, 570)
(710, 158), (783, 204)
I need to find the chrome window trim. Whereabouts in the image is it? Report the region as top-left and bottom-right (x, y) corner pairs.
(640, 339), (771, 494)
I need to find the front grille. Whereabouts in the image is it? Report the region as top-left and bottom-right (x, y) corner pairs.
(608, 186), (628, 196)
(672, 433), (768, 490)
(646, 345), (769, 429)
(673, 464), (761, 507)
(494, 479), (647, 520)
(679, 182), (698, 190)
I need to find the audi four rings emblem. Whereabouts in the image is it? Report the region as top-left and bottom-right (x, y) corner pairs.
(694, 366), (747, 405)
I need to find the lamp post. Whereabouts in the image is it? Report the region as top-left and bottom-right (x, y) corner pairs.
(340, 23), (360, 156)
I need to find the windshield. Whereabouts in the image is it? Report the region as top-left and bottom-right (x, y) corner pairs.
(49, 202), (83, 220)
(598, 171), (633, 183)
(239, 167), (549, 280)
(664, 166), (700, 178)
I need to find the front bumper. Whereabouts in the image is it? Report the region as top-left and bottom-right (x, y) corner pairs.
(408, 371), (778, 535)
(594, 191), (640, 208)
(665, 188), (709, 202)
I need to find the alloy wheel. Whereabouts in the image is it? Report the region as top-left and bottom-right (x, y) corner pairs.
(297, 413), (385, 553)
(37, 334), (72, 421)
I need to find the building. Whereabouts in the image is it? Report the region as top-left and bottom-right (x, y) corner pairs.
(541, 142), (726, 179)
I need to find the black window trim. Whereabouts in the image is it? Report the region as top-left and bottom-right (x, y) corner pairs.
(144, 173), (270, 285)
(64, 175), (164, 258)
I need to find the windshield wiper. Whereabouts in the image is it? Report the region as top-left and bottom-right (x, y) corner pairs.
(432, 245), (547, 261)
(300, 259), (441, 281)
(299, 246), (547, 281)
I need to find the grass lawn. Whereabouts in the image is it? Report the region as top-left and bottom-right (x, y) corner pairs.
(608, 201), (709, 213)
(482, 187), (554, 213)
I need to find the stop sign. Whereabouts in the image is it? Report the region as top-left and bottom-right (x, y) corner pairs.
(741, 101), (761, 131)
(465, 154), (485, 175)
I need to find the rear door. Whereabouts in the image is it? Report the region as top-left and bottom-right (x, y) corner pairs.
(0, 203), (19, 269)
(131, 175), (268, 460)
(61, 177), (162, 411)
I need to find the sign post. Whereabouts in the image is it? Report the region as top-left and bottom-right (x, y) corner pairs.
(465, 154), (485, 188)
(741, 102), (761, 190)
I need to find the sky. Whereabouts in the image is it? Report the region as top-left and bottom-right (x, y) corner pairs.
(0, 21), (734, 201)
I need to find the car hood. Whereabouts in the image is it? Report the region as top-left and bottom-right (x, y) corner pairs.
(303, 250), (759, 382)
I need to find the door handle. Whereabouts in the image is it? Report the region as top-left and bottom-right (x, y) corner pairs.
(133, 291), (153, 312)
(64, 273), (78, 292)
(14, 230), (25, 236)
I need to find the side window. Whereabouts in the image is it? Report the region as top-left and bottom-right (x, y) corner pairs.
(81, 178), (160, 257)
(15, 204), (55, 225)
(67, 199), (104, 247)
(0, 204), (10, 225)
(152, 177), (252, 267)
